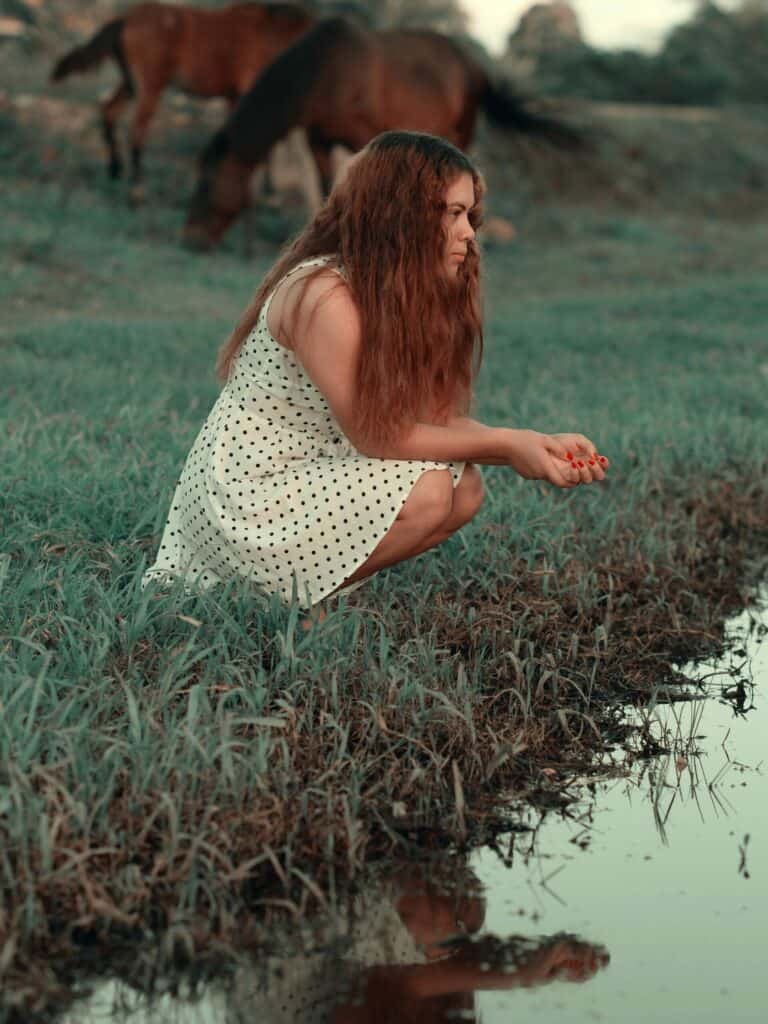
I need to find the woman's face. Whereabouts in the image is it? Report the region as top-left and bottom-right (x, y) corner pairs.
(441, 172), (476, 277)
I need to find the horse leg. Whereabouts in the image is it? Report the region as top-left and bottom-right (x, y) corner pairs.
(288, 129), (323, 216)
(329, 145), (355, 188)
(128, 85), (162, 205)
(258, 158), (278, 207)
(307, 138), (335, 207)
(100, 81), (133, 179)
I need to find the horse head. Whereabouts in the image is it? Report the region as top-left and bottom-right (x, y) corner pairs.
(184, 131), (253, 249)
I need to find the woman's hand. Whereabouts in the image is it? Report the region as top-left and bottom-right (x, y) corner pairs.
(516, 936), (610, 986)
(505, 430), (609, 488)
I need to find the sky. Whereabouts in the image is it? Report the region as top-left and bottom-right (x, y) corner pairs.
(467, 0), (741, 56)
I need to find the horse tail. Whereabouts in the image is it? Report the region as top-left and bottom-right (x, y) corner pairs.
(50, 17), (125, 82)
(480, 75), (587, 150)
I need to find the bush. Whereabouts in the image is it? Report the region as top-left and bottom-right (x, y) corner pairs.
(527, 2), (768, 105)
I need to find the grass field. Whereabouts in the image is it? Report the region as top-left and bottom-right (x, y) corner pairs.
(2, 80), (768, 1014)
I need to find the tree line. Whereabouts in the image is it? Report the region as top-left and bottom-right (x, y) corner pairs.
(525, 1), (768, 105)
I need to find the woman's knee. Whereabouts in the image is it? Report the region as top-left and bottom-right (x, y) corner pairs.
(450, 462), (484, 527)
(398, 469), (455, 535)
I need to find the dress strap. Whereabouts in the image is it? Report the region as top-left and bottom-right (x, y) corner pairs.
(261, 255), (342, 321)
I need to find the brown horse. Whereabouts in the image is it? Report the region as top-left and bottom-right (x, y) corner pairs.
(184, 16), (587, 247)
(50, 1), (314, 201)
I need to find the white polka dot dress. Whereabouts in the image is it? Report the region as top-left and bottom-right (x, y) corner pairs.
(143, 256), (465, 609)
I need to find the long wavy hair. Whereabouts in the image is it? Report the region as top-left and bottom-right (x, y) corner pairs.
(216, 130), (485, 445)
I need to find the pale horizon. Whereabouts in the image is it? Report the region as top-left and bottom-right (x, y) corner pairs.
(467, 0), (742, 57)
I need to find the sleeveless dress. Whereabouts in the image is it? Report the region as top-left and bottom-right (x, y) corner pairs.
(142, 256), (465, 610)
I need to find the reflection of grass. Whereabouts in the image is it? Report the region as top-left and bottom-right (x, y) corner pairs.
(2, 92), (768, 1013)
(624, 613), (764, 844)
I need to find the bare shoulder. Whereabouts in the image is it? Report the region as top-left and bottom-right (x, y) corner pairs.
(279, 269), (364, 443)
(268, 266), (360, 353)
(290, 269), (361, 359)
(298, 268), (359, 323)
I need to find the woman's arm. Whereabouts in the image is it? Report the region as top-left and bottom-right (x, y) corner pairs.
(365, 419), (520, 466)
(446, 415), (487, 431)
(290, 277), (601, 487)
(289, 277), (512, 462)
(332, 938), (609, 1022)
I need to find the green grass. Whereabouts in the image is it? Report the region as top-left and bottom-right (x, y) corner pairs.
(2, 95), (768, 1013)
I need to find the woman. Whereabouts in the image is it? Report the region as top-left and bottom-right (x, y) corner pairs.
(143, 131), (608, 620)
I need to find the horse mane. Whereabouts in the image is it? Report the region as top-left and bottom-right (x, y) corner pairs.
(224, 17), (363, 164)
(258, 1), (315, 25)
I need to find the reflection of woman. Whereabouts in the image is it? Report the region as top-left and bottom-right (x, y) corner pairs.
(225, 862), (608, 1023)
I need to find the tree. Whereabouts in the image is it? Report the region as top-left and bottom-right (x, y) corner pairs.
(516, 0), (768, 104)
(657, 0), (768, 102)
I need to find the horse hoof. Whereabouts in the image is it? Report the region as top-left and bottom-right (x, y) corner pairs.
(129, 184), (146, 206)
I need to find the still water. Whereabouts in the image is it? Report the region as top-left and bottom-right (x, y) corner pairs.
(473, 595), (766, 1023)
(62, 592), (766, 1023)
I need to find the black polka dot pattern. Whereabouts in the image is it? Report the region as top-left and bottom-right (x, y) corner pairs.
(143, 256), (464, 609)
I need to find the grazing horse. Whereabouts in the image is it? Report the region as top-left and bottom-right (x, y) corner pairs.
(184, 17), (587, 247)
(50, 1), (314, 202)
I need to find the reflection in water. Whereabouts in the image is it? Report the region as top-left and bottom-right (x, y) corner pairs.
(626, 604), (763, 847)
(473, 590), (766, 1024)
(226, 863), (607, 1024)
(61, 592), (764, 1024)
(63, 863), (608, 1023)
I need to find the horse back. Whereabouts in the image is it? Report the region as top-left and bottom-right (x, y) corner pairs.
(121, 1), (313, 97)
(369, 31), (484, 147)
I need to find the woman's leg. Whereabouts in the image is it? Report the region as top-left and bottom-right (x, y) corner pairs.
(398, 462), (485, 560)
(335, 463), (484, 589)
(301, 464), (483, 628)
(336, 468), (455, 586)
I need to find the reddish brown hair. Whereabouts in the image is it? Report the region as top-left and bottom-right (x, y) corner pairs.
(216, 130), (485, 445)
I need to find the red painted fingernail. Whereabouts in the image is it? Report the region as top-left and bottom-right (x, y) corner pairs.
(570, 461), (577, 469)
(599, 456), (607, 464)
(588, 459), (595, 466)
(577, 460), (585, 468)
(566, 452), (573, 460)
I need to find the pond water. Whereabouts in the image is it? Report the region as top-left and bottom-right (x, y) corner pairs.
(61, 591), (766, 1024)
(471, 593), (766, 1024)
